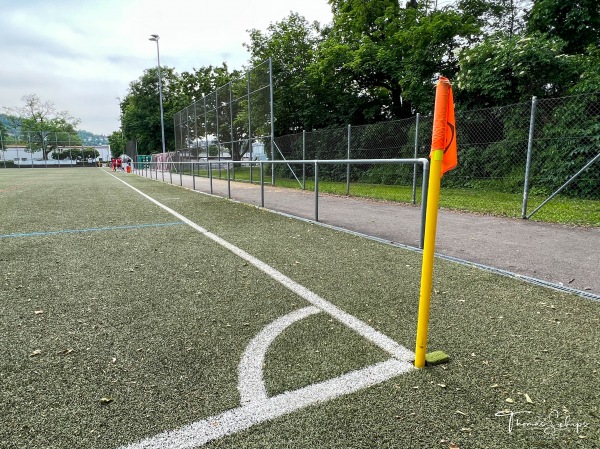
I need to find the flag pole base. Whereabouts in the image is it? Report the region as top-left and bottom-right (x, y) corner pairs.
(425, 350), (450, 366)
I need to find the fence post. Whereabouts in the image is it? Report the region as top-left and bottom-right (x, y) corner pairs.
(202, 94), (210, 178)
(302, 130), (306, 190)
(248, 72), (253, 184)
(29, 133), (33, 168)
(192, 162), (195, 190)
(227, 162), (231, 199)
(269, 57), (275, 186)
(1, 133), (5, 168)
(412, 113), (420, 204)
(216, 90), (221, 179)
(522, 96), (537, 219)
(314, 161), (319, 222)
(194, 101), (198, 160)
(229, 81), (235, 180)
(346, 124), (351, 195)
(186, 106), (191, 155)
(260, 162), (265, 207)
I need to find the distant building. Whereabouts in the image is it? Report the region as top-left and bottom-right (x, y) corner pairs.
(1, 144), (111, 165)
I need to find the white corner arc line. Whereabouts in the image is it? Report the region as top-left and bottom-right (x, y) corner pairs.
(238, 306), (321, 406)
(106, 172), (414, 362)
(118, 358), (413, 449)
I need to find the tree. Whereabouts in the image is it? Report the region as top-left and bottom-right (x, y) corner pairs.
(120, 64), (240, 154)
(120, 67), (178, 153)
(3, 95), (81, 160)
(568, 46), (600, 95)
(108, 131), (126, 158)
(455, 32), (582, 107)
(526, 0), (600, 54)
(457, 0), (531, 37)
(172, 64), (239, 112)
(244, 13), (324, 135)
(170, 64), (242, 157)
(51, 147), (98, 160)
(312, 0), (479, 123)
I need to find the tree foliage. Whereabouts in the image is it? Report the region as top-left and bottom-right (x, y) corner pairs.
(457, 0), (531, 37)
(455, 33), (581, 107)
(526, 0), (600, 54)
(245, 13), (323, 134)
(120, 64), (239, 154)
(0, 120), (7, 149)
(108, 131), (126, 158)
(116, 0), (599, 147)
(568, 46), (600, 95)
(120, 67), (177, 154)
(311, 1), (478, 123)
(3, 94), (81, 159)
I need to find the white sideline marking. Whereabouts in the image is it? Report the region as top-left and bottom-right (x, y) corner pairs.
(119, 358), (413, 449)
(108, 172), (416, 448)
(108, 172), (413, 362)
(238, 306), (321, 405)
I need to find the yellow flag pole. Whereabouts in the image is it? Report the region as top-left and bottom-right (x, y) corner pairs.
(414, 77), (454, 368)
(414, 149), (443, 368)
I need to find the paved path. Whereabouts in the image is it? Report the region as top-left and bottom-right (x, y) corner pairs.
(136, 170), (600, 298)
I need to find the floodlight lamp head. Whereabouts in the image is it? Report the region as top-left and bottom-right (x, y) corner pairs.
(149, 34), (159, 41)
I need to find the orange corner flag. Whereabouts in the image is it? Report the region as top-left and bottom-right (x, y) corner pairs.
(430, 76), (457, 175)
(414, 76), (458, 368)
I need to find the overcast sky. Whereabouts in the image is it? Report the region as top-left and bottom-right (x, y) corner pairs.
(0, 0), (333, 135)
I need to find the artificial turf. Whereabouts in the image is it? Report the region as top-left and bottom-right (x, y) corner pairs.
(1, 168), (598, 448)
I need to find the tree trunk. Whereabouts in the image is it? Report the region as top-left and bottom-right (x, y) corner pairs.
(390, 84), (412, 119)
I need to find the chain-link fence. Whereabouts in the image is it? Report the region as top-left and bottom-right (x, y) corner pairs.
(173, 59), (273, 163)
(268, 92), (599, 219)
(0, 131), (111, 168)
(523, 94), (600, 217)
(129, 87), (599, 221)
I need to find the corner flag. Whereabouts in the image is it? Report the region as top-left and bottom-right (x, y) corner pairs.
(414, 76), (458, 368)
(430, 76), (457, 175)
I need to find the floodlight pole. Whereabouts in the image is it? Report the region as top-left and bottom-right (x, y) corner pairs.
(149, 34), (166, 154)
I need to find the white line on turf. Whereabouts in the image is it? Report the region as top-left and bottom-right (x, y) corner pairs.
(107, 172), (415, 448)
(238, 305), (321, 405)
(119, 358), (414, 449)
(107, 172), (414, 362)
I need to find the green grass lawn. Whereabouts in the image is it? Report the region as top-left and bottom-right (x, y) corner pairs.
(183, 166), (600, 227)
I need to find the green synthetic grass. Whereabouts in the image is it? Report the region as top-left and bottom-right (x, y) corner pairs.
(1, 169), (599, 449)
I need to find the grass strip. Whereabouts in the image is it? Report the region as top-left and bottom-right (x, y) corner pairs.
(185, 167), (599, 227)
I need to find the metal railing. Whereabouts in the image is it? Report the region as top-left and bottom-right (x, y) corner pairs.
(133, 158), (430, 248)
(127, 92), (600, 223)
